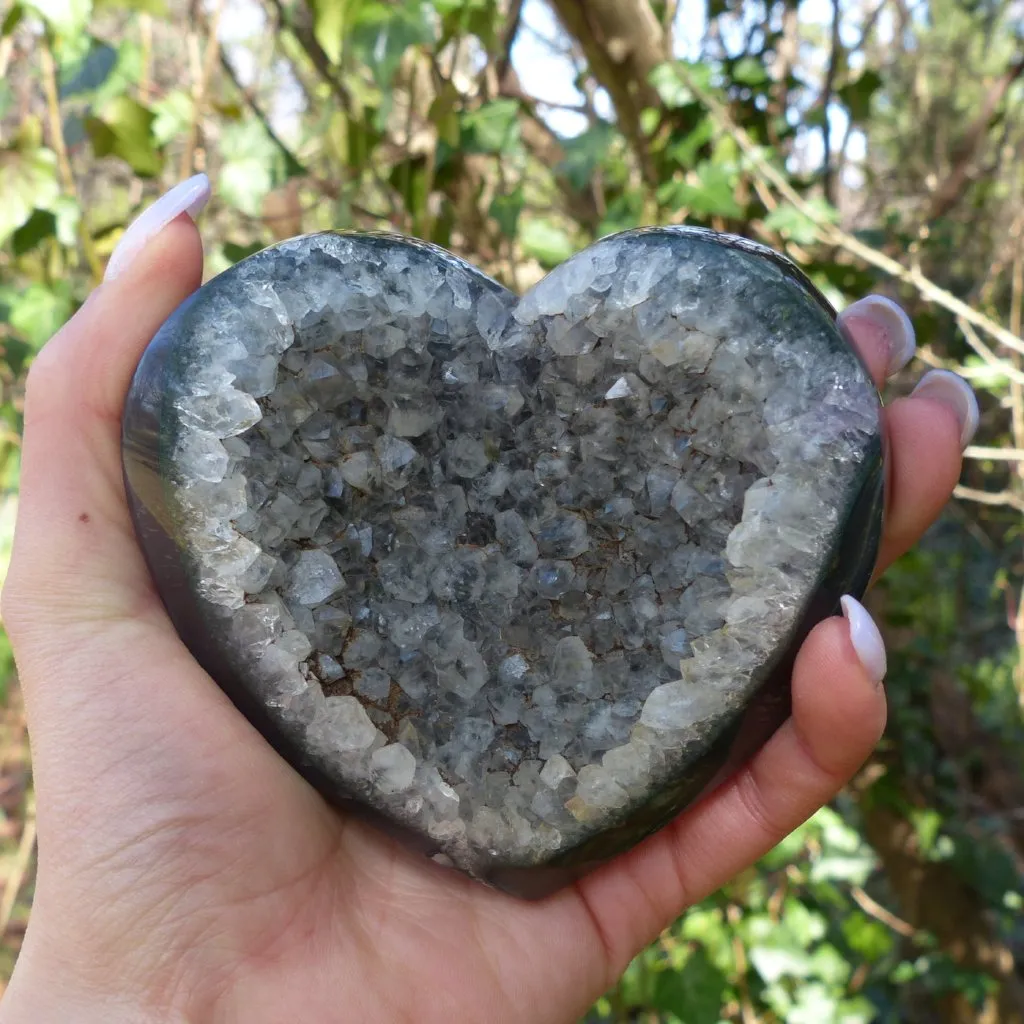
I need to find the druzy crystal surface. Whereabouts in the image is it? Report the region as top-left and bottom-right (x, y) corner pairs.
(123, 228), (883, 896)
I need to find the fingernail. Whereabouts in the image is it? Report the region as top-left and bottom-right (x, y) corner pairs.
(104, 173), (210, 283)
(910, 369), (980, 450)
(840, 595), (887, 684)
(839, 294), (916, 375)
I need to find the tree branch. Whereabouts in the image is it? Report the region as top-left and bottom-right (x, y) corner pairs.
(547, 0), (667, 189)
(821, 0), (842, 204)
(672, 61), (1024, 359)
(926, 55), (1024, 222)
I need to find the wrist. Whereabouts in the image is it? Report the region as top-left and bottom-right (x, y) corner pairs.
(0, 938), (187, 1024)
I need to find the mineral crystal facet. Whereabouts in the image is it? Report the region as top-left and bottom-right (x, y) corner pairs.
(122, 228), (883, 897)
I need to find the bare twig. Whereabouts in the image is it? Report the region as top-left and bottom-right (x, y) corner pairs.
(954, 485), (1024, 513)
(964, 446), (1024, 462)
(955, 317), (1024, 386)
(850, 885), (917, 938)
(821, 0), (842, 204)
(180, 0), (225, 178)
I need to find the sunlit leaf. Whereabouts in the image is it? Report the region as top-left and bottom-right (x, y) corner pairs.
(86, 96), (162, 177)
(733, 55), (769, 86)
(5, 281), (74, 349)
(460, 99), (520, 154)
(0, 146), (60, 247)
(763, 197), (837, 245)
(151, 89), (193, 146)
(24, 0), (91, 36)
(520, 219), (574, 267)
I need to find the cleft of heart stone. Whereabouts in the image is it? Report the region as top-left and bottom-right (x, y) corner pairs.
(122, 226), (883, 898)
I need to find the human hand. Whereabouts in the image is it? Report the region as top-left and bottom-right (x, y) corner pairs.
(1, 178), (977, 1024)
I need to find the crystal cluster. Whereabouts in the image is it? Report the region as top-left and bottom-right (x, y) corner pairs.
(122, 228), (882, 895)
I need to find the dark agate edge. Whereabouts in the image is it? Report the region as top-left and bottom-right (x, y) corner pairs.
(122, 229), (884, 900)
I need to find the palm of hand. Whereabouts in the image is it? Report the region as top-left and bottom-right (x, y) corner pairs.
(2, 218), (966, 1024)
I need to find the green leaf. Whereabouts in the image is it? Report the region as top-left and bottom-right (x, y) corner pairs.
(733, 55), (769, 86)
(659, 161), (742, 218)
(666, 116), (713, 169)
(0, 146), (60, 247)
(350, 0), (433, 88)
(151, 89), (193, 146)
(310, 0), (358, 66)
(838, 70), (882, 123)
(520, 219), (574, 267)
(85, 96), (162, 176)
(460, 99), (520, 154)
(763, 197), (837, 245)
(489, 187), (523, 238)
(11, 208), (56, 255)
(222, 240), (265, 264)
(558, 121), (616, 191)
(1, 3), (24, 36)
(59, 38), (117, 97)
(23, 0), (91, 36)
(219, 120), (291, 216)
(6, 281), (74, 349)
(651, 948), (728, 1024)
(649, 60), (712, 109)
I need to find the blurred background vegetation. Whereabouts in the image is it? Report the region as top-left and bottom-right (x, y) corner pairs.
(0, 0), (1022, 1019)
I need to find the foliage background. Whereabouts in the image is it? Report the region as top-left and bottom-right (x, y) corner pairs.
(0, 0), (1023, 1019)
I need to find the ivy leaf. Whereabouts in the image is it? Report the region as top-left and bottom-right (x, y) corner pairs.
(733, 55), (769, 86)
(489, 186), (523, 238)
(659, 162), (742, 218)
(5, 281), (75, 350)
(460, 99), (520, 154)
(651, 949), (728, 1024)
(223, 240), (265, 264)
(23, 0), (91, 36)
(220, 120), (291, 216)
(151, 89), (193, 146)
(838, 70), (882, 123)
(11, 208), (57, 255)
(763, 197), (837, 245)
(59, 38), (117, 98)
(558, 121), (616, 191)
(649, 60), (712, 109)
(520, 219), (574, 267)
(0, 146), (60, 247)
(85, 96), (162, 177)
(350, 0), (433, 88)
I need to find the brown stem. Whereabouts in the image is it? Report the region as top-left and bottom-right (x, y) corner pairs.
(180, 0), (225, 178)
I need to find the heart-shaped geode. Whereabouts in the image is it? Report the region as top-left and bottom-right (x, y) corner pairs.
(123, 227), (883, 897)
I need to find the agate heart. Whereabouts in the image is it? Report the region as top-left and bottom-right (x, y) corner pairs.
(122, 227), (883, 897)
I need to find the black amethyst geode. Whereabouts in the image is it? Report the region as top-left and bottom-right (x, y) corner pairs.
(122, 227), (883, 897)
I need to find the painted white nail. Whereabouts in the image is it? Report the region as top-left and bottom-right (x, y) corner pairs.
(840, 595), (887, 684)
(104, 173), (210, 283)
(910, 369), (980, 451)
(839, 294), (916, 375)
